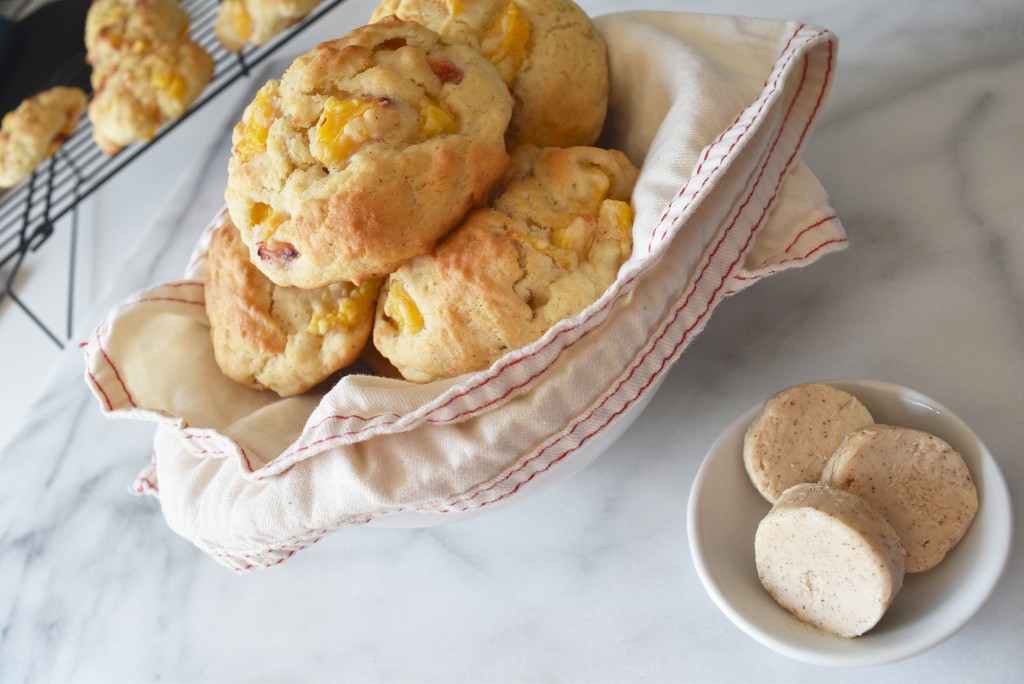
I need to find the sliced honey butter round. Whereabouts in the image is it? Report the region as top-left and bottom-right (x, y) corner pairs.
(744, 383), (874, 503)
(821, 425), (979, 573)
(755, 483), (906, 638)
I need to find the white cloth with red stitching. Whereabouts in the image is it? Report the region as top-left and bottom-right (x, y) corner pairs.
(83, 11), (842, 570)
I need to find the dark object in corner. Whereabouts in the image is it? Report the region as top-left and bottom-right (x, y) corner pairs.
(0, 0), (93, 116)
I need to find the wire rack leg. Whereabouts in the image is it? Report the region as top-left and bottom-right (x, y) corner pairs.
(3, 246), (65, 349)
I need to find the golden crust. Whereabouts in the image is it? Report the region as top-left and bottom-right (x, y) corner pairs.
(370, 0), (608, 147)
(85, 0), (191, 65)
(373, 145), (638, 383)
(215, 0), (322, 51)
(0, 87), (87, 188)
(88, 38), (214, 155)
(204, 216), (380, 397)
(224, 18), (514, 288)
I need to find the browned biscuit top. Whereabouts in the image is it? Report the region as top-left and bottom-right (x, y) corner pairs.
(224, 18), (514, 289)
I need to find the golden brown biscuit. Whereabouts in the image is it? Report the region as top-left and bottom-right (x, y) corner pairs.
(224, 18), (514, 288)
(0, 87), (87, 188)
(373, 145), (638, 383)
(85, 0), (191, 65)
(204, 216), (380, 397)
(88, 38), (214, 155)
(215, 0), (322, 52)
(370, 0), (608, 147)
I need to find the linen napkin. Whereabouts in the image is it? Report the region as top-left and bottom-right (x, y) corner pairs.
(83, 10), (843, 570)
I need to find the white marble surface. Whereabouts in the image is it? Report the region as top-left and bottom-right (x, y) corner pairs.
(2, 0), (1023, 681)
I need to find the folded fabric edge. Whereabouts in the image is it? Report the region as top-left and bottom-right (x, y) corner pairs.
(130, 452), (160, 498)
(727, 214), (847, 296)
(82, 280), (206, 421)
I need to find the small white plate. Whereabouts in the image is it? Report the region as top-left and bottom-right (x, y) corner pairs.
(687, 379), (1013, 667)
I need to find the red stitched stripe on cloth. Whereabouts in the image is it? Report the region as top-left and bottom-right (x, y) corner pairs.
(782, 213), (837, 254)
(727, 235), (848, 293)
(650, 24), (814, 250)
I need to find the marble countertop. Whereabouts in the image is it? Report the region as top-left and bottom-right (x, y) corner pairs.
(2, 0), (1022, 681)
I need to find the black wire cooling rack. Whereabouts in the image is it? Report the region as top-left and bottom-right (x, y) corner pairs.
(0, 0), (351, 348)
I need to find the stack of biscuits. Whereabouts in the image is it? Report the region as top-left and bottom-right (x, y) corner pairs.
(206, 0), (642, 395)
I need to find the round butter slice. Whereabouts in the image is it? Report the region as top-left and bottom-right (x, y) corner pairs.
(821, 425), (979, 573)
(744, 383), (874, 503)
(755, 483), (906, 638)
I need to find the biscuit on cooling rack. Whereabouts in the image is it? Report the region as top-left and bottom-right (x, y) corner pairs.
(370, 0), (608, 148)
(85, 0), (213, 155)
(85, 0), (192, 65)
(205, 215), (381, 397)
(224, 18), (513, 288)
(88, 38), (214, 155)
(0, 87), (87, 188)
(373, 145), (639, 383)
(215, 0), (322, 52)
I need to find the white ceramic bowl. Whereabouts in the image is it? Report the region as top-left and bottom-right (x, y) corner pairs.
(687, 378), (1013, 667)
